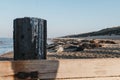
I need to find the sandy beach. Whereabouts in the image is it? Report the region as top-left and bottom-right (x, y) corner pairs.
(0, 36), (120, 60)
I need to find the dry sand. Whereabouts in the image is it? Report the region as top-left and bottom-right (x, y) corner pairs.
(0, 51), (13, 60)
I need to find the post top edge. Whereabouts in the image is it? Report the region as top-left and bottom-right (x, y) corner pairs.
(14, 17), (47, 21)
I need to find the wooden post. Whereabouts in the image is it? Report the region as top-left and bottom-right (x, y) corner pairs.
(13, 17), (47, 60)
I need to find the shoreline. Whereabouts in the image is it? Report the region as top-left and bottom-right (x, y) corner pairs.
(0, 37), (120, 60)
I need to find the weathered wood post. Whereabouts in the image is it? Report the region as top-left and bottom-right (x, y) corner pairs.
(13, 17), (47, 60)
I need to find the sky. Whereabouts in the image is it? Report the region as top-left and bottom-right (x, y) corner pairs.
(0, 0), (120, 38)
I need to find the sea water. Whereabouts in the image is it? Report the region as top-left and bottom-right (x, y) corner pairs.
(0, 38), (13, 54)
(0, 38), (52, 55)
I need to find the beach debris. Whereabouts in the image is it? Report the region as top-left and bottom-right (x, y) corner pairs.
(56, 45), (64, 53)
(81, 43), (102, 49)
(47, 43), (57, 49)
(98, 40), (116, 44)
(47, 39), (118, 53)
(64, 45), (84, 52)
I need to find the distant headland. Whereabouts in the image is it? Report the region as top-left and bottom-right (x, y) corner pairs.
(62, 26), (120, 38)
